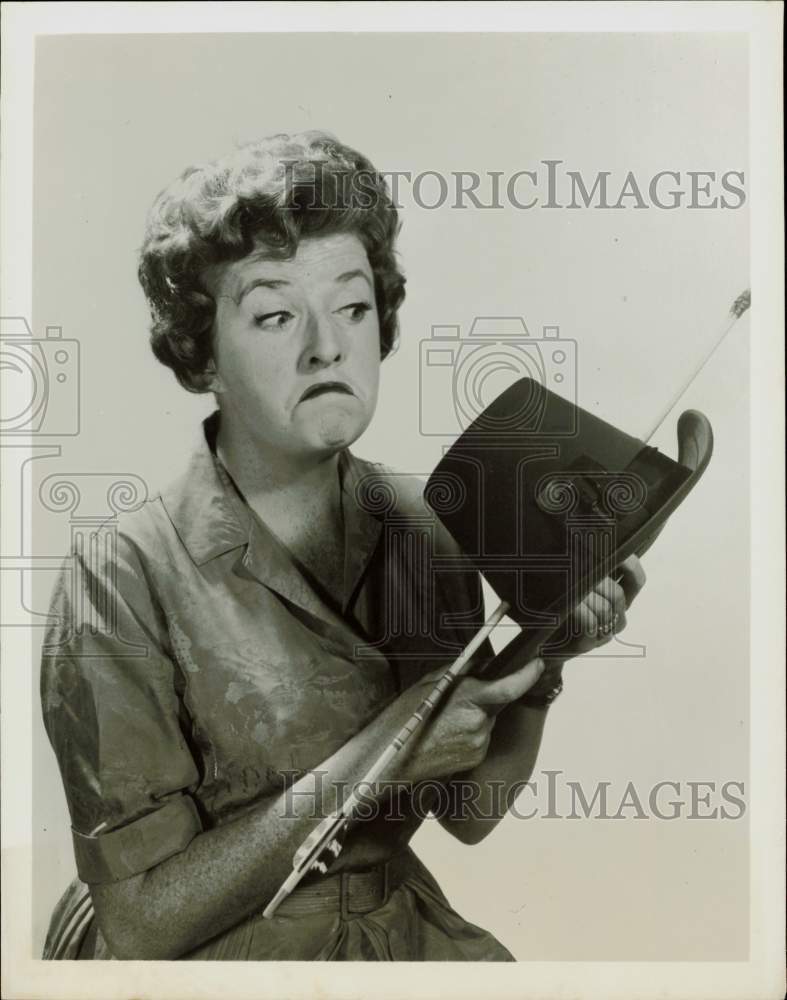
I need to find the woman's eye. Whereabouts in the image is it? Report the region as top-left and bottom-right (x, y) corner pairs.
(340, 301), (373, 323)
(253, 311), (295, 331)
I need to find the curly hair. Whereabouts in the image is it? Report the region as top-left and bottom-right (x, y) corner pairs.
(138, 131), (406, 393)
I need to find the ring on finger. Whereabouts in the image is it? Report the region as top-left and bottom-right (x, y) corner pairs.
(598, 612), (620, 636)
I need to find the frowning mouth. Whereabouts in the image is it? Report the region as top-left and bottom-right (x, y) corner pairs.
(299, 381), (355, 402)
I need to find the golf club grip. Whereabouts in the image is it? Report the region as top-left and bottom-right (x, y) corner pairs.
(390, 668), (462, 752)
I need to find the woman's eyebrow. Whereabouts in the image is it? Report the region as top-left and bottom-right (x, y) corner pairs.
(335, 269), (372, 289)
(235, 277), (289, 304)
(232, 268), (371, 305)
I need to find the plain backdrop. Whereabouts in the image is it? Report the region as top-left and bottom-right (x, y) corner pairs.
(29, 32), (749, 960)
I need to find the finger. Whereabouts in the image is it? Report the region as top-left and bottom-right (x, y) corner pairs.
(571, 601), (599, 643)
(595, 576), (626, 619)
(615, 555), (646, 605)
(472, 659), (545, 712)
(586, 591), (623, 642)
(585, 591), (613, 633)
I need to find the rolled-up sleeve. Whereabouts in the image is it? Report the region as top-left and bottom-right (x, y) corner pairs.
(40, 526), (202, 883)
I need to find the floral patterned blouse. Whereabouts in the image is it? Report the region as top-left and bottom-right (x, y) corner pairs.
(40, 411), (512, 960)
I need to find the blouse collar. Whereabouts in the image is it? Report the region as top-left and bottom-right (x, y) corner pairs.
(159, 410), (384, 614)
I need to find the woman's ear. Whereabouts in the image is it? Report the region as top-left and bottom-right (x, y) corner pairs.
(203, 359), (225, 393)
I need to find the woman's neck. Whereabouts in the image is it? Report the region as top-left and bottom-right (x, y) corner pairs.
(214, 412), (343, 523)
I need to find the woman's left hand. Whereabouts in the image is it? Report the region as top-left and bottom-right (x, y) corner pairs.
(550, 554), (647, 660)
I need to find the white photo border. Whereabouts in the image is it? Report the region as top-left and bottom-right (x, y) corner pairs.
(1, 3), (783, 999)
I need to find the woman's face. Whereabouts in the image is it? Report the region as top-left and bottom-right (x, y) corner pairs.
(203, 233), (382, 461)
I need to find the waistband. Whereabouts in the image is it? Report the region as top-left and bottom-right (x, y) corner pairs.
(272, 850), (413, 921)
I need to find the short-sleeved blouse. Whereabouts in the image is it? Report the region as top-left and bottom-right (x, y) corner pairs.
(40, 410), (512, 961)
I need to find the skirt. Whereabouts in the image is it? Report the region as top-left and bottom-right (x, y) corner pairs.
(43, 847), (515, 961)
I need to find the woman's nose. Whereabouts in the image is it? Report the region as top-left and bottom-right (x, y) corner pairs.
(301, 313), (344, 368)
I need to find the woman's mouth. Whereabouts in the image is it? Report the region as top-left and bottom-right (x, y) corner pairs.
(299, 381), (355, 402)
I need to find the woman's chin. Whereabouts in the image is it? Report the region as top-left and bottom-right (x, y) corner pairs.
(306, 412), (367, 452)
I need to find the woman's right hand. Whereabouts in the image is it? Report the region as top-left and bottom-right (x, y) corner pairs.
(401, 659), (546, 784)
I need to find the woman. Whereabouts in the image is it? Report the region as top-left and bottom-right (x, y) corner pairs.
(41, 131), (645, 961)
